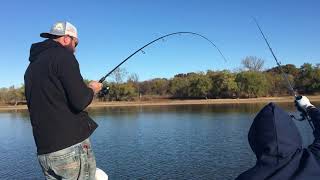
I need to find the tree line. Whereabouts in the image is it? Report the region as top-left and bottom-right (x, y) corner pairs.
(104, 57), (320, 101)
(1, 57), (319, 104)
(98, 57), (320, 101)
(0, 86), (25, 105)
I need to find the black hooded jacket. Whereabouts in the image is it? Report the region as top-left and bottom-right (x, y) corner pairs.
(236, 103), (320, 180)
(24, 39), (98, 155)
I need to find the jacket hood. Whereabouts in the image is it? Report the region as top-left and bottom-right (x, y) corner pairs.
(236, 103), (320, 180)
(29, 39), (60, 62)
(248, 102), (302, 163)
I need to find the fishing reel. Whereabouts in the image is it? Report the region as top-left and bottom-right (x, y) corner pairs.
(290, 95), (315, 130)
(291, 96), (307, 121)
(97, 86), (110, 98)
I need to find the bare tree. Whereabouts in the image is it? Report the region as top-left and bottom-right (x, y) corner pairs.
(127, 73), (139, 83)
(127, 73), (140, 99)
(241, 56), (265, 71)
(110, 67), (128, 84)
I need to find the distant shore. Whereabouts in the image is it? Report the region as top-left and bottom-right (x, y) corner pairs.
(1, 95), (320, 111)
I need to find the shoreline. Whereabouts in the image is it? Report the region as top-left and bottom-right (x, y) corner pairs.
(1, 95), (320, 111)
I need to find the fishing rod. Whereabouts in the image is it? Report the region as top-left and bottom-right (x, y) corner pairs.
(98, 31), (227, 83)
(253, 18), (315, 130)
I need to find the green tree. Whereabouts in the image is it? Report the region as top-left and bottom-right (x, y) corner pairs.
(265, 72), (295, 96)
(108, 83), (137, 101)
(168, 77), (190, 98)
(266, 64), (299, 77)
(236, 71), (269, 98)
(149, 78), (169, 95)
(296, 63), (320, 93)
(207, 70), (238, 98)
(187, 73), (212, 98)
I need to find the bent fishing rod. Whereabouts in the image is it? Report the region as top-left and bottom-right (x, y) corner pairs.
(253, 18), (315, 130)
(98, 32), (228, 83)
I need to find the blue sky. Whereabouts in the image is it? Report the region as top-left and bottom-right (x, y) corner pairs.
(0, 0), (319, 87)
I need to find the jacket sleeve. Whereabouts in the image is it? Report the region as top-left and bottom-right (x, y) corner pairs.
(57, 52), (94, 112)
(308, 107), (320, 153)
(309, 107), (320, 139)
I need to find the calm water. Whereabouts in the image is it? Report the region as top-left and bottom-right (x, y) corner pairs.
(0, 102), (318, 180)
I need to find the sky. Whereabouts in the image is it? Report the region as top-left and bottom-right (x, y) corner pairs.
(0, 0), (319, 88)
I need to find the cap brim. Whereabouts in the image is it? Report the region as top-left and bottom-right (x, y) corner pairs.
(40, 33), (61, 38)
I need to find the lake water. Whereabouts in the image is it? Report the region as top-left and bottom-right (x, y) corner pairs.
(0, 102), (318, 180)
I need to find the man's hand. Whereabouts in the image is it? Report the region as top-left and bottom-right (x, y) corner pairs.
(295, 96), (314, 112)
(88, 81), (103, 94)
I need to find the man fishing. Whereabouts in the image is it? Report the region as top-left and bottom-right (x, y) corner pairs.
(24, 21), (102, 179)
(236, 96), (320, 180)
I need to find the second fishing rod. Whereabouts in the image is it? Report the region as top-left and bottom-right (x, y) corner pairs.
(253, 18), (315, 130)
